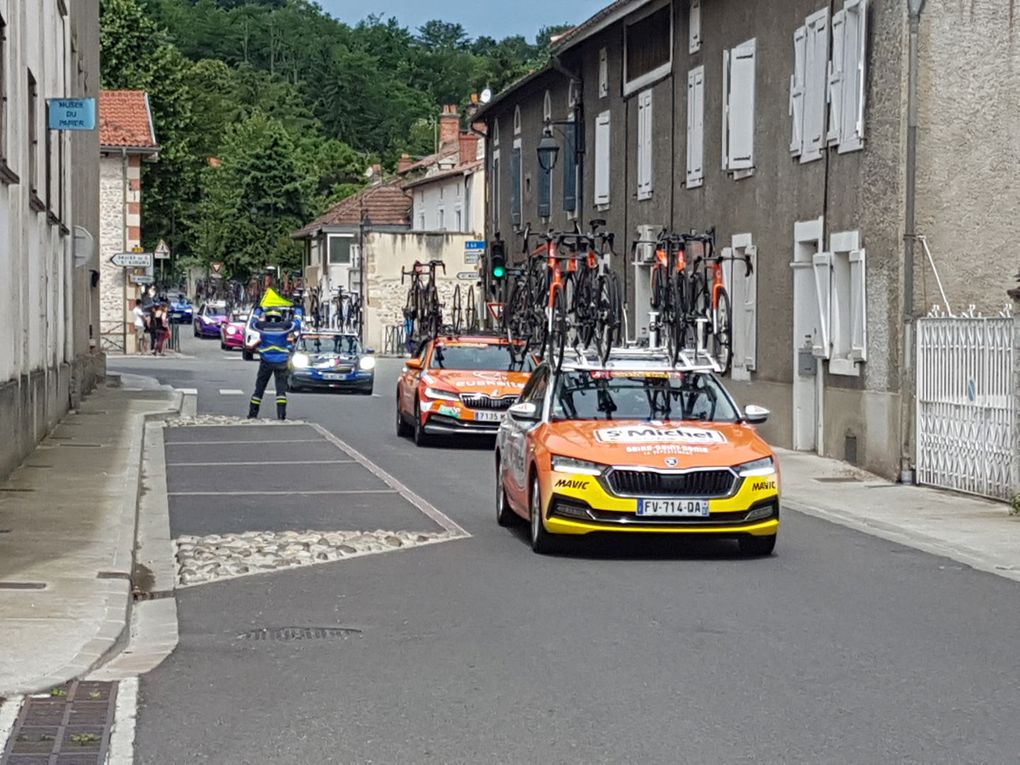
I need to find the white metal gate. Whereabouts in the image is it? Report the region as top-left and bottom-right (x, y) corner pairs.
(916, 314), (1017, 500)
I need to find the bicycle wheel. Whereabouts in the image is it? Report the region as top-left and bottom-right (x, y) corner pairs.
(450, 285), (463, 332)
(424, 283), (441, 339)
(594, 272), (623, 365)
(650, 265), (665, 310)
(685, 272), (709, 352)
(464, 286), (478, 331)
(546, 286), (568, 371)
(573, 269), (596, 351)
(668, 275), (688, 366)
(710, 288), (734, 374)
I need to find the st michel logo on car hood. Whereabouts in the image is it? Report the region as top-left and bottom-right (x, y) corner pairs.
(593, 425), (728, 445)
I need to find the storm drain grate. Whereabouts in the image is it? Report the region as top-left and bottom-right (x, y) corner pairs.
(813, 476), (860, 483)
(238, 626), (362, 641)
(2, 680), (117, 764)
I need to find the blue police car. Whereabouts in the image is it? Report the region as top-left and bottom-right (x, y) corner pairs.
(288, 331), (375, 395)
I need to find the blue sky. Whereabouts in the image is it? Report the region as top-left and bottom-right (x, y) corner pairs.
(317, 1), (606, 40)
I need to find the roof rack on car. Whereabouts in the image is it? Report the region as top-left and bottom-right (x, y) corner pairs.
(562, 346), (723, 374)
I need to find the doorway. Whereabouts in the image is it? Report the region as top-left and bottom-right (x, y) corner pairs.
(791, 218), (824, 451)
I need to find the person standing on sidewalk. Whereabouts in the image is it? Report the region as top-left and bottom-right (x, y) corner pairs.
(132, 299), (148, 355)
(246, 306), (302, 420)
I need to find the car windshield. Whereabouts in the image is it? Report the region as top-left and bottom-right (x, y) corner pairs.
(232, 313), (249, 323)
(204, 305), (226, 316)
(298, 335), (361, 355)
(429, 343), (535, 371)
(551, 370), (739, 423)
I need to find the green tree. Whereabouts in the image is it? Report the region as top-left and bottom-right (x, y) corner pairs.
(196, 113), (308, 279)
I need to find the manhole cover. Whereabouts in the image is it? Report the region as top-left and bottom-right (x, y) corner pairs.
(238, 626), (361, 641)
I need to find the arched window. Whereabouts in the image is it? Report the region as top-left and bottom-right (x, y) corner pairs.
(513, 106), (522, 135)
(543, 91), (552, 124)
(568, 80), (579, 109)
(492, 119), (500, 147)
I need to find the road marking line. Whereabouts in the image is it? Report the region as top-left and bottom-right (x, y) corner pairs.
(219, 389), (245, 395)
(309, 423), (470, 538)
(168, 489), (398, 496)
(221, 355), (242, 360)
(105, 677), (137, 765)
(165, 439), (324, 446)
(175, 387), (198, 395)
(166, 459), (357, 467)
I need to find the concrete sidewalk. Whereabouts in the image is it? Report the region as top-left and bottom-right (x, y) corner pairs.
(778, 448), (1020, 583)
(0, 374), (180, 696)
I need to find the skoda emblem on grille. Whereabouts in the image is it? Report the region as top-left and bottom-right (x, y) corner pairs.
(491, 389), (500, 397)
(664, 457), (678, 467)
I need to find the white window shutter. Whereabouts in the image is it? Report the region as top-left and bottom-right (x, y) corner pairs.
(790, 25), (806, 156)
(686, 66), (705, 188)
(721, 49), (730, 170)
(727, 39), (756, 171)
(811, 252), (832, 358)
(827, 9), (845, 146)
(742, 246), (758, 370)
(637, 90), (653, 200)
(839, 0), (868, 153)
(849, 248), (866, 360)
(689, 0), (702, 53)
(802, 9), (830, 163)
(594, 111), (611, 206)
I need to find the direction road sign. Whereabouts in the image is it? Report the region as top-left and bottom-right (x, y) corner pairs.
(154, 240), (171, 260)
(130, 275), (154, 285)
(111, 252), (153, 268)
(464, 253), (481, 264)
(456, 271), (477, 280)
(465, 240), (486, 250)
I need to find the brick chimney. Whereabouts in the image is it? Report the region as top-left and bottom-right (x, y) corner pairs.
(397, 153), (414, 174)
(439, 105), (460, 148)
(458, 133), (479, 164)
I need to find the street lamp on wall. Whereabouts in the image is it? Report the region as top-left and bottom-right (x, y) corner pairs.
(537, 125), (560, 172)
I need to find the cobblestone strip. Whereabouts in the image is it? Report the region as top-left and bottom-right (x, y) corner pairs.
(165, 414), (308, 427)
(176, 529), (456, 586)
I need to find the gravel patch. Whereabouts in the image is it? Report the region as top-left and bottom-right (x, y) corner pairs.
(175, 529), (454, 586)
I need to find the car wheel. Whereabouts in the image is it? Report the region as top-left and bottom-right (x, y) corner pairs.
(395, 394), (412, 437)
(193, 326), (199, 337)
(738, 535), (777, 556)
(529, 475), (558, 554)
(242, 350), (254, 361)
(413, 398), (430, 447)
(496, 458), (519, 527)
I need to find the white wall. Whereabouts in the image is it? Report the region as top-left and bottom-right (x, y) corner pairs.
(410, 168), (486, 235)
(0, 0), (78, 382)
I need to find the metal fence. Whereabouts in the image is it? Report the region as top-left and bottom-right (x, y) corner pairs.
(916, 312), (1017, 500)
(383, 324), (407, 356)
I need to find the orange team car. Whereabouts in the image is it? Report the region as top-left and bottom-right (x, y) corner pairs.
(395, 333), (536, 446)
(494, 348), (781, 555)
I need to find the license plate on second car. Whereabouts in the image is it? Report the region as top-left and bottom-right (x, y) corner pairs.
(323, 373), (348, 381)
(636, 498), (710, 517)
(474, 411), (505, 422)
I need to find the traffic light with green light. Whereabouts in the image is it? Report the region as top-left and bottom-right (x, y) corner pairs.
(490, 240), (507, 280)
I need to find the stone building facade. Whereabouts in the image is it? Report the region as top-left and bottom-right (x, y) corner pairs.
(98, 90), (159, 354)
(0, 0), (102, 480)
(474, 0), (1017, 481)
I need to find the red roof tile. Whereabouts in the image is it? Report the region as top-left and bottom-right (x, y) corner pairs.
(292, 179), (412, 238)
(99, 90), (158, 151)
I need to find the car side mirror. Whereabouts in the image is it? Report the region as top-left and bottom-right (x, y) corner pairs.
(508, 402), (540, 422)
(744, 405), (770, 425)
(404, 358), (423, 371)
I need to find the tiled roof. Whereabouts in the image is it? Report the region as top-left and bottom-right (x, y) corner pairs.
(292, 179), (411, 238)
(402, 159), (484, 190)
(99, 90), (158, 151)
(552, 0), (651, 50)
(401, 144), (460, 174)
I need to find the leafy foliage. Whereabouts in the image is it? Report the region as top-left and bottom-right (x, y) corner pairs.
(101, 0), (568, 277)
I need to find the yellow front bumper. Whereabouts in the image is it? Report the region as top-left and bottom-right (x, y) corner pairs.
(542, 470), (780, 537)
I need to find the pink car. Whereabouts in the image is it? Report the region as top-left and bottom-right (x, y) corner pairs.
(220, 311), (250, 351)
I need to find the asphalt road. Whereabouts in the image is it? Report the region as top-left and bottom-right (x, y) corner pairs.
(111, 334), (1020, 764)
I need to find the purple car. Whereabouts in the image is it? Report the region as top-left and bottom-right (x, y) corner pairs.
(193, 302), (229, 338)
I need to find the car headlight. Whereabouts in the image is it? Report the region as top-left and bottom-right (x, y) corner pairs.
(292, 353), (310, 369)
(358, 356), (376, 371)
(226, 327), (238, 335)
(424, 386), (459, 401)
(551, 455), (605, 476)
(736, 457), (776, 477)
